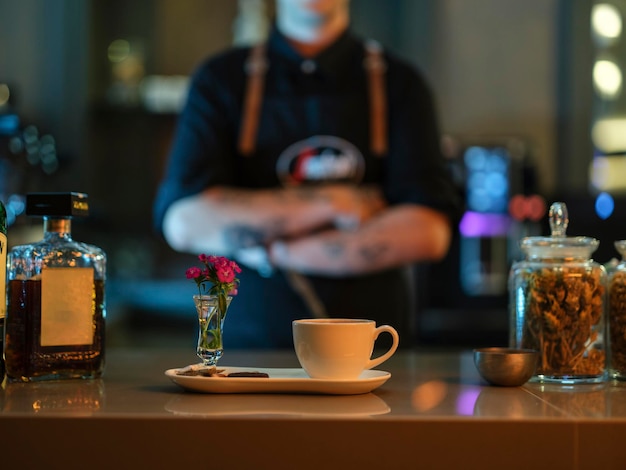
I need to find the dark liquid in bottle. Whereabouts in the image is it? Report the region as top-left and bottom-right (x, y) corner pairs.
(0, 318), (5, 379)
(5, 279), (105, 381)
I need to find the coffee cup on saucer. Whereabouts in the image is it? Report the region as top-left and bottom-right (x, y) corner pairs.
(292, 318), (399, 380)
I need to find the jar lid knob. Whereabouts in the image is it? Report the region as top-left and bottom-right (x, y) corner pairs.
(549, 202), (568, 237)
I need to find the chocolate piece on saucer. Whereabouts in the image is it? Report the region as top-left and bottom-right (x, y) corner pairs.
(227, 371), (270, 378)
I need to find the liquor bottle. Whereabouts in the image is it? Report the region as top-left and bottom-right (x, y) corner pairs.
(0, 200), (7, 379)
(4, 192), (106, 382)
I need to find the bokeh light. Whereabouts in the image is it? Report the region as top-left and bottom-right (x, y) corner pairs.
(595, 191), (615, 220)
(593, 59), (623, 99)
(464, 146), (509, 214)
(592, 3), (623, 44)
(107, 39), (131, 63)
(592, 116), (626, 153)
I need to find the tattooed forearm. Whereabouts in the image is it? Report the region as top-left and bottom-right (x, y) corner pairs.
(214, 190), (257, 204)
(358, 242), (389, 262)
(294, 186), (330, 202)
(320, 238), (388, 262)
(223, 217), (289, 250)
(223, 225), (268, 250)
(322, 240), (346, 258)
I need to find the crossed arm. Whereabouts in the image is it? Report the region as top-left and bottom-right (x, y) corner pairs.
(162, 184), (451, 277)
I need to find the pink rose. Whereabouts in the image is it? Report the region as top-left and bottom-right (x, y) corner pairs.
(231, 260), (242, 273)
(216, 267), (235, 283)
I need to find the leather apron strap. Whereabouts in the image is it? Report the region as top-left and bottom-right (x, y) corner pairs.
(363, 39), (388, 157)
(238, 44), (268, 156)
(238, 40), (388, 157)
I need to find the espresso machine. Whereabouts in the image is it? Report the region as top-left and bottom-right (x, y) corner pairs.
(416, 136), (544, 346)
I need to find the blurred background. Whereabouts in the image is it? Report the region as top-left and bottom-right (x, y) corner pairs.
(1, 0), (625, 349)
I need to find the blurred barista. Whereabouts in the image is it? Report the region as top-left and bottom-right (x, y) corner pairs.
(153, 0), (463, 348)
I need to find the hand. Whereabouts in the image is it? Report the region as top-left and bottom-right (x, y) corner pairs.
(233, 246), (274, 277)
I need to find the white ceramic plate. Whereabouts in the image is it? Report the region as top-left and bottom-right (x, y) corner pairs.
(165, 366), (391, 395)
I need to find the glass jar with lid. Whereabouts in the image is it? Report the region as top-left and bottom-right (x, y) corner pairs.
(509, 202), (607, 384)
(608, 240), (626, 380)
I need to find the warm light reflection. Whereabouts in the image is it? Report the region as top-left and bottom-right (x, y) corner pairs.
(411, 380), (448, 412)
(4, 380), (104, 415)
(593, 59), (623, 99)
(592, 116), (626, 153)
(592, 3), (623, 42)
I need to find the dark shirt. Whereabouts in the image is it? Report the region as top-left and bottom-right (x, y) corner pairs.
(154, 26), (462, 348)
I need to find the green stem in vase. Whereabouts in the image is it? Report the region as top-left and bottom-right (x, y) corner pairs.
(199, 298), (224, 350)
(218, 292), (228, 323)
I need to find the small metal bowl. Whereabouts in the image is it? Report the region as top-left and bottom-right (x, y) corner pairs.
(473, 347), (539, 387)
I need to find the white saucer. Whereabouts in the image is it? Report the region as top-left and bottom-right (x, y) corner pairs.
(165, 365), (391, 395)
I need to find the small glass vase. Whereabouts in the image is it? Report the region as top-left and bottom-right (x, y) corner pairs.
(194, 294), (232, 366)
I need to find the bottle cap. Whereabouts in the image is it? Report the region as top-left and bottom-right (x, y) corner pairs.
(26, 192), (89, 217)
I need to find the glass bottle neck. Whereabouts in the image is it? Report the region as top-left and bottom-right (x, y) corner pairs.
(43, 217), (72, 239)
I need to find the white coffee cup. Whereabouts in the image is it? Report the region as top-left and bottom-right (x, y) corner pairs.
(292, 318), (399, 380)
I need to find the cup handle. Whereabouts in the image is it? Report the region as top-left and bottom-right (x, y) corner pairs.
(365, 325), (399, 370)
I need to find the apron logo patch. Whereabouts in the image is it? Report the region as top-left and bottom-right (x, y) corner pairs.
(276, 135), (365, 186)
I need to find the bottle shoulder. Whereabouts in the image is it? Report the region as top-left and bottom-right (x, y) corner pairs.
(8, 238), (106, 278)
(10, 238), (105, 257)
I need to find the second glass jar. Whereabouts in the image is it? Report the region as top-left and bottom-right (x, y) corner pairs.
(608, 240), (626, 380)
(509, 202), (607, 384)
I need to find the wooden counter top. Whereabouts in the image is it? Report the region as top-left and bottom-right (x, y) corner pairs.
(1, 347), (625, 469)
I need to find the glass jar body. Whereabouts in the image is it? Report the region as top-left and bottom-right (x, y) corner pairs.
(0, 200), (7, 379)
(609, 256), (626, 380)
(509, 257), (607, 384)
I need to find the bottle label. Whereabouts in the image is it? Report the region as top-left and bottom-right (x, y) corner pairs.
(41, 267), (95, 346)
(0, 232), (6, 320)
